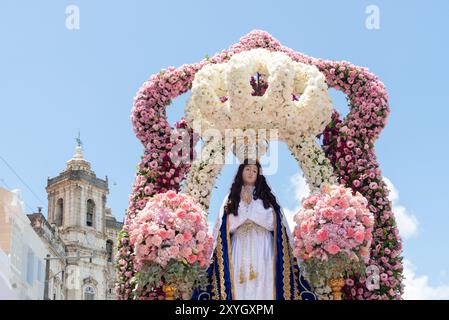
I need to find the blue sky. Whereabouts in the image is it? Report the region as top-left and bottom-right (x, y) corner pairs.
(1, 0), (448, 298)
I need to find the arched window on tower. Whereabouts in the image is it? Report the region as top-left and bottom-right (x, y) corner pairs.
(106, 240), (113, 262)
(84, 285), (95, 300)
(86, 199), (95, 227)
(55, 198), (63, 227)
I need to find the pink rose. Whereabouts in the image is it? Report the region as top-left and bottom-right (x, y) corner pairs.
(322, 208), (335, 219)
(347, 228), (355, 238)
(196, 230), (206, 242)
(175, 234), (184, 244)
(144, 185), (153, 195)
(182, 231), (192, 242)
(337, 198), (349, 208)
(151, 235), (162, 246)
(166, 229), (175, 239)
(332, 209), (345, 224)
(316, 229), (328, 242)
(168, 246), (179, 257)
(369, 182), (378, 190)
(187, 254), (197, 264)
(325, 244), (341, 255)
(181, 247), (192, 257)
(362, 215), (374, 227)
(308, 195), (319, 206)
(158, 229), (168, 239)
(364, 229), (373, 241)
(300, 222), (309, 234)
(354, 231), (365, 244)
(176, 209), (186, 219)
(166, 190), (177, 199)
(345, 207), (356, 219)
(181, 202), (192, 211)
(187, 212), (197, 223)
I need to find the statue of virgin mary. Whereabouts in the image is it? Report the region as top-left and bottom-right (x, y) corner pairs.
(191, 158), (317, 300)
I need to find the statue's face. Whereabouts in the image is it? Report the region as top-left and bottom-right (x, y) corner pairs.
(242, 164), (258, 185)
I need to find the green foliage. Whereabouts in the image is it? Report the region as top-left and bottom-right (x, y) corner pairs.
(134, 260), (210, 299)
(303, 254), (366, 288)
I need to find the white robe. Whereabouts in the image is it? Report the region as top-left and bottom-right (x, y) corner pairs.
(228, 196), (275, 300)
(210, 188), (299, 300)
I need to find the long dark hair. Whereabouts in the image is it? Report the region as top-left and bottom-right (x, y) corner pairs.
(224, 159), (280, 216)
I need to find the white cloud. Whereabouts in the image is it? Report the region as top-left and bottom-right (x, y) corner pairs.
(283, 173), (310, 232)
(403, 259), (449, 300)
(383, 177), (419, 239)
(383, 177), (449, 299)
(284, 174), (449, 299)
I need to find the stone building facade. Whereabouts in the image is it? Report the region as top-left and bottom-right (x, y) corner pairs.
(29, 143), (123, 300)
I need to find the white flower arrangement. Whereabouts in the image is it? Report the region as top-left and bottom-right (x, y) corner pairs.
(185, 48), (333, 141)
(183, 49), (337, 213)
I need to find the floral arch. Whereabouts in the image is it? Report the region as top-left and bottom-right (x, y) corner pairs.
(116, 30), (403, 300)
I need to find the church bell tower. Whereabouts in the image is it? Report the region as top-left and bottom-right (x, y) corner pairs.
(45, 134), (118, 300)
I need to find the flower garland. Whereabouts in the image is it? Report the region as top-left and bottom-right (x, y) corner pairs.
(322, 110), (403, 299)
(286, 134), (337, 193)
(182, 136), (226, 211)
(116, 30), (403, 300)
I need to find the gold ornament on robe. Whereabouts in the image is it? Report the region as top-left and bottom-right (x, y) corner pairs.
(241, 185), (253, 205)
(239, 265), (246, 284)
(237, 186), (258, 283)
(249, 263), (257, 280)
